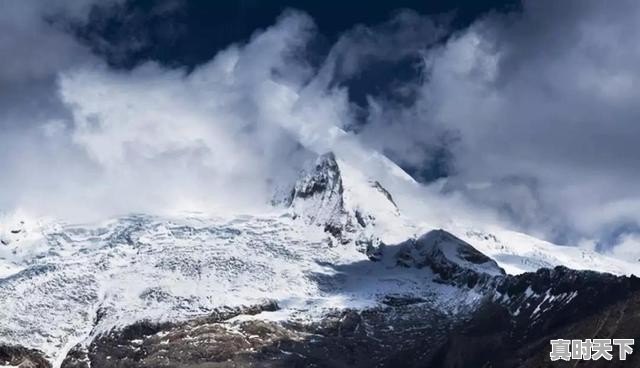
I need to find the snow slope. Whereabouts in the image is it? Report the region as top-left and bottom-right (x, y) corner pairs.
(287, 152), (413, 246)
(1, 150), (639, 366)
(285, 152), (640, 277)
(454, 225), (639, 276)
(0, 213), (479, 364)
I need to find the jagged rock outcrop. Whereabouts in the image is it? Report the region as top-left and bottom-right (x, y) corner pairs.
(286, 152), (401, 248)
(432, 268), (640, 368)
(395, 230), (505, 289)
(61, 301), (280, 368)
(287, 152), (348, 239)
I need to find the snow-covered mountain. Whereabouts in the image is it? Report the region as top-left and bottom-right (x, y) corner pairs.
(1, 151), (639, 367)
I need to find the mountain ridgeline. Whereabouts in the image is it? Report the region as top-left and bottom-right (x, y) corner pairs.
(1, 152), (639, 368)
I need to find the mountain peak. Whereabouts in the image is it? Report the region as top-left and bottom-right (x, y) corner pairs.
(289, 152), (342, 207)
(287, 152), (345, 235)
(286, 152), (405, 246)
(396, 229), (505, 287)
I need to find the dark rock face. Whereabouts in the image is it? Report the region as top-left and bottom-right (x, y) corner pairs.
(287, 152), (349, 242)
(61, 301), (280, 368)
(62, 302), (457, 368)
(371, 181), (398, 208)
(285, 152), (398, 247)
(289, 152), (344, 202)
(0, 344), (51, 368)
(60, 265), (640, 367)
(432, 269), (640, 368)
(395, 230), (505, 289)
(287, 152), (345, 221)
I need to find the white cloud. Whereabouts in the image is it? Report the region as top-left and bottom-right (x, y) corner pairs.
(2, 10), (356, 220)
(2, 1), (640, 255)
(352, 0), (640, 247)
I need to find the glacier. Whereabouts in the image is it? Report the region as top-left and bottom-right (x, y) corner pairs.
(0, 152), (638, 366)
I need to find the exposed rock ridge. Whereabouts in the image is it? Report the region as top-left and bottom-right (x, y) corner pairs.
(395, 229), (506, 289)
(286, 152), (400, 247)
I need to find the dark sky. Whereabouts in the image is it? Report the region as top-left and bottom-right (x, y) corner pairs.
(78, 0), (519, 69)
(75, 0), (517, 183)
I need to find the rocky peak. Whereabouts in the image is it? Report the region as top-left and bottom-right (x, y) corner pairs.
(290, 152), (343, 200)
(287, 152), (346, 229)
(395, 229), (505, 288)
(286, 152), (402, 247)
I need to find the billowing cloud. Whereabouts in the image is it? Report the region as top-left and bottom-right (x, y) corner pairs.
(0, 0), (120, 217)
(1, 10), (351, 220)
(417, 0), (640, 246)
(0, 1), (125, 125)
(331, 0), (640, 249)
(2, 1), (640, 254)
